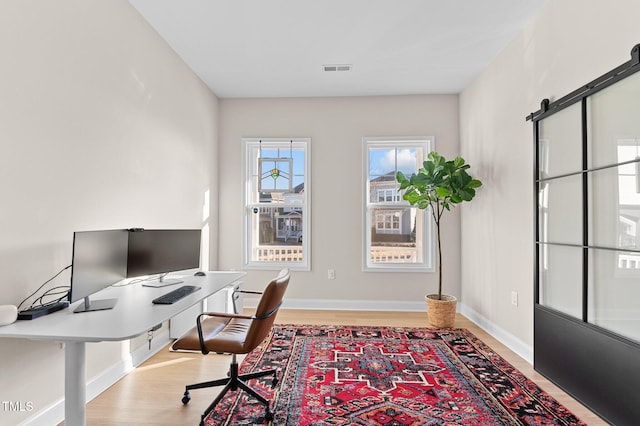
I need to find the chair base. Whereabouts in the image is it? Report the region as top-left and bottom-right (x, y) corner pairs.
(182, 354), (278, 425)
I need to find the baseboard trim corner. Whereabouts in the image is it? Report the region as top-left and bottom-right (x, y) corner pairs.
(459, 303), (533, 364)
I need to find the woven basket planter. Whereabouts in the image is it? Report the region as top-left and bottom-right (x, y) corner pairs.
(425, 294), (457, 328)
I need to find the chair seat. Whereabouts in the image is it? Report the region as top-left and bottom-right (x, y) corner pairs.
(172, 316), (253, 354)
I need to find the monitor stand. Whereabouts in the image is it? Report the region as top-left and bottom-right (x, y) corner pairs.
(74, 296), (117, 313)
(141, 274), (183, 288)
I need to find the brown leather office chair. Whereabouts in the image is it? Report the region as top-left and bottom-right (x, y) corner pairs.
(174, 269), (290, 425)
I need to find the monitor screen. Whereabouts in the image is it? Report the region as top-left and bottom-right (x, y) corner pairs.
(126, 229), (201, 279)
(70, 229), (129, 312)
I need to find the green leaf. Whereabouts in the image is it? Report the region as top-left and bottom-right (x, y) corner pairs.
(459, 189), (473, 201)
(411, 172), (429, 186)
(468, 179), (483, 189)
(450, 194), (462, 203)
(427, 151), (442, 164)
(435, 187), (450, 198)
(458, 169), (471, 183)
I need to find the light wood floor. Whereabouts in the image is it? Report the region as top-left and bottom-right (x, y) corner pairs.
(75, 310), (608, 425)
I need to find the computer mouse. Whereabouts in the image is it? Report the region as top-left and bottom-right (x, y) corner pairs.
(194, 271), (206, 276)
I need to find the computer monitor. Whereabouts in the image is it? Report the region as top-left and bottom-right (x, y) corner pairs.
(127, 229), (201, 287)
(70, 229), (129, 313)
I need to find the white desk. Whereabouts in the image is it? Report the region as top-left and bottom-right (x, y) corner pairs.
(0, 271), (245, 426)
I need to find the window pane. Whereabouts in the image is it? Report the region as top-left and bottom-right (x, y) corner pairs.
(538, 174), (582, 245)
(369, 147), (423, 175)
(538, 102), (582, 178)
(589, 164), (640, 250)
(589, 248), (640, 343)
(368, 207), (424, 265)
(538, 243), (582, 319)
(588, 71), (640, 169)
(248, 205), (304, 263)
(259, 158), (292, 192)
(368, 146), (425, 203)
(369, 147), (398, 203)
(250, 145), (305, 204)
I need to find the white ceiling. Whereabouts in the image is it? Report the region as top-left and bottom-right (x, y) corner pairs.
(128, 0), (547, 98)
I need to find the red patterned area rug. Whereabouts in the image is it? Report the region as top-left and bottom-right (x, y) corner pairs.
(204, 325), (586, 425)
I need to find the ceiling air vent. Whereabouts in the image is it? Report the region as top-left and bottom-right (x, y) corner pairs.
(323, 64), (352, 72)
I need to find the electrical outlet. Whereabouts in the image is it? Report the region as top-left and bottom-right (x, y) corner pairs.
(328, 269), (335, 279)
(511, 291), (518, 307)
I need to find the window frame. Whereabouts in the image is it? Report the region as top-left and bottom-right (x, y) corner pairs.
(242, 137), (311, 271)
(363, 136), (435, 272)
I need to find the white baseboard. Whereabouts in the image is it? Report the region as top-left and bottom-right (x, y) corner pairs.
(20, 329), (172, 426)
(251, 297), (533, 364)
(459, 303), (533, 364)
(246, 297), (426, 312)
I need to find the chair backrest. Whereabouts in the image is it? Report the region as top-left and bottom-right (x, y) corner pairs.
(243, 268), (290, 352)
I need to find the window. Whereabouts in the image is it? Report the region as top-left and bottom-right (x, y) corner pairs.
(243, 138), (310, 270)
(377, 189), (401, 202)
(376, 211), (400, 233)
(363, 137), (434, 271)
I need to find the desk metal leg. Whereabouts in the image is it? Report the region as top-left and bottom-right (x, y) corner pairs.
(65, 341), (86, 426)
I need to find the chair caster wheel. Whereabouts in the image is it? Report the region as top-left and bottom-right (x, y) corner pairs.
(181, 391), (191, 405)
(265, 408), (274, 421)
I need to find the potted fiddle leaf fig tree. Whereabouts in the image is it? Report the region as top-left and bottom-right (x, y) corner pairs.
(396, 151), (482, 327)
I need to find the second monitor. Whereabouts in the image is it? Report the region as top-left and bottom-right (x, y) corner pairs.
(127, 229), (201, 287)
(70, 229), (129, 313)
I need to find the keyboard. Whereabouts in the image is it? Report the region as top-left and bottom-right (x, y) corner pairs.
(152, 285), (201, 305)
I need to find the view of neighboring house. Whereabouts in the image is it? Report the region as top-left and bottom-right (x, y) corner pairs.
(258, 182), (304, 246)
(369, 172), (412, 239)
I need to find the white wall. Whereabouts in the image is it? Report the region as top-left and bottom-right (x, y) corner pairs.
(459, 0), (640, 354)
(218, 95), (460, 309)
(0, 1), (218, 424)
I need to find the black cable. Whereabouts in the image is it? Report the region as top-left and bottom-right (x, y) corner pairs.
(31, 286), (71, 308)
(17, 265), (72, 311)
